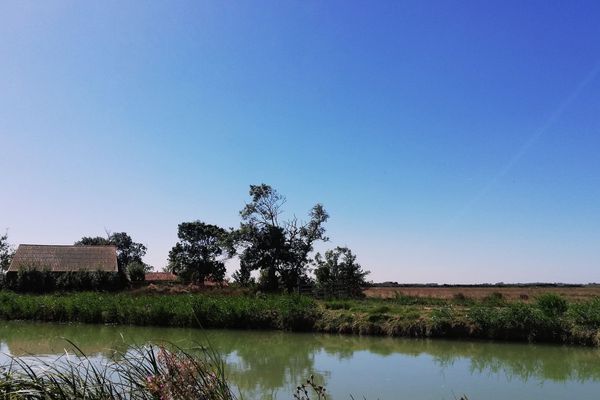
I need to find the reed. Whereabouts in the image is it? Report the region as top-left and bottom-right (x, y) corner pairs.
(0, 342), (234, 400)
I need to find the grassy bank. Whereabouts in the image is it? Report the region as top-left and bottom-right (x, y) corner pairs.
(0, 291), (318, 331)
(317, 293), (600, 346)
(1, 291), (600, 346)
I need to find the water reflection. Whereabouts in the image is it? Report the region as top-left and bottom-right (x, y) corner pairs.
(1, 321), (600, 398)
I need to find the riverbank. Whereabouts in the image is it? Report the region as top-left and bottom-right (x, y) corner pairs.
(0, 291), (599, 346)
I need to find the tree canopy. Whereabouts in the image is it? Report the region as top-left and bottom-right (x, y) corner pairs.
(314, 246), (369, 298)
(0, 231), (14, 272)
(75, 232), (147, 273)
(167, 221), (229, 284)
(234, 184), (329, 292)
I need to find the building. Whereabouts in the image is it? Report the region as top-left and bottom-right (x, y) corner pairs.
(7, 244), (118, 273)
(145, 272), (177, 282)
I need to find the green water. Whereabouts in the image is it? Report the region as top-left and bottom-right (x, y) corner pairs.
(1, 321), (599, 399)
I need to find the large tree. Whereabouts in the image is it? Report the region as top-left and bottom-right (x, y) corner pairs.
(167, 221), (229, 284)
(314, 246), (369, 298)
(235, 184), (329, 292)
(75, 232), (147, 273)
(0, 231), (14, 272)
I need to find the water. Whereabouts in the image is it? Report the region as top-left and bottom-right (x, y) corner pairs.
(1, 321), (599, 399)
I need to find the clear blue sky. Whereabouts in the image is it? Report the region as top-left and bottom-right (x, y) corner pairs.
(1, 1), (599, 283)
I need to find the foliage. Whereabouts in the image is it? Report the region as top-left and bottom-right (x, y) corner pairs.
(0, 231), (14, 272)
(2, 268), (127, 292)
(75, 232), (147, 273)
(482, 292), (505, 306)
(231, 268), (254, 286)
(536, 293), (568, 317)
(314, 247), (369, 298)
(11, 267), (56, 293)
(235, 184), (329, 292)
(128, 261), (148, 282)
(0, 291), (319, 331)
(293, 375), (327, 400)
(0, 343), (234, 400)
(168, 221), (230, 284)
(1, 287), (599, 346)
(567, 297), (600, 329)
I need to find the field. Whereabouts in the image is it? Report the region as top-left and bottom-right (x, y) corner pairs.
(364, 285), (600, 301)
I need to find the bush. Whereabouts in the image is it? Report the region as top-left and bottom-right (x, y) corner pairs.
(127, 261), (146, 282)
(482, 292), (505, 306)
(4, 268), (56, 293)
(567, 298), (600, 329)
(536, 293), (568, 317)
(6, 268), (127, 292)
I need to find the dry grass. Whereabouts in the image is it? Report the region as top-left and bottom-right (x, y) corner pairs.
(364, 286), (600, 301)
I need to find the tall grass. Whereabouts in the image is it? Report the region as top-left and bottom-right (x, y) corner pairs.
(0, 291), (319, 331)
(0, 342), (234, 400)
(1, 290), (600, 346)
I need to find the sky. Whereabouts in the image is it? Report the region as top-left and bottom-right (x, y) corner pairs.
(1, 1), (599, 283)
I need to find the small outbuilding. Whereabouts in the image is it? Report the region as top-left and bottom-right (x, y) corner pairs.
(8, 244), (118, 273)
(145, 272), (177, 282)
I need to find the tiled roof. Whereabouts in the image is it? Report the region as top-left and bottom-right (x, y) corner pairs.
(145, 272), (177, 281)
(8, 244), (118, 273)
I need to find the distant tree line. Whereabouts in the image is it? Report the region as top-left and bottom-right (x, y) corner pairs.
(1, 184), (369, 297)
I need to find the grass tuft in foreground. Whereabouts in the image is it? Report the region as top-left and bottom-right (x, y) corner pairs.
(0, 342), (234, 400)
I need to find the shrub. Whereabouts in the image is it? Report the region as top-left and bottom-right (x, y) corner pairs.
(6, 269), (127, 292)
(4, 268), (55, 293)
(127, 261), (146, 282)
(536, 293), (568, 318)
(453, 292), (467, 301)
(482, 292), (505, 306)
(314, 247), (369, 298)
(567, 298), (600, 329)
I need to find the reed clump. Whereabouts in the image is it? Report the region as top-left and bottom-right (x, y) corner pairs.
(0, 342), (234, 400)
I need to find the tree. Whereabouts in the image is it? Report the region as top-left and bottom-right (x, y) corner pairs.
(235, 184), (329, 292)
(75, 232), (147, 273)
(0, 231), (15, 272)
(314, 246), (369, 298)
(109, 232), (147, 271)
(127, 261), (147, 282)
(167, 221), (229, 284)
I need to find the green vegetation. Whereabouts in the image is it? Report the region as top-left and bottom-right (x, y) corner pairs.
(168, 221), (230, 284)
(0, 291), (599, 346)
(0, 291), (318, 331)
(0, 343), (234, 400)
(75, 232), (148, 273)
(314, 247), (369, 298)
(1, 269), (128, 293)
(317, 294), (600, 346)
(0, 231), (14, 272)
(127, 261), (147, 282)
(234, 183), (330, 292)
